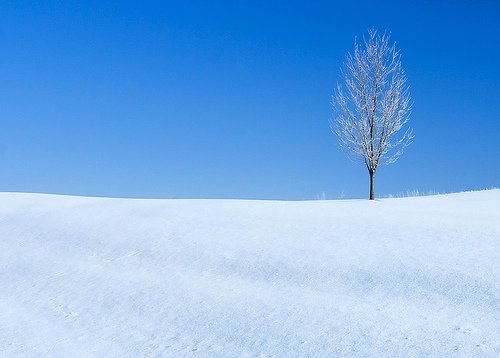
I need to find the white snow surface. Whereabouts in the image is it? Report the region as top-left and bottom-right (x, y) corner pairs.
(1, 190), (499, 357)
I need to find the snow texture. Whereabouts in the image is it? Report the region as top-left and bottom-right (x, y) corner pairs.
(0, 190), (499, 357)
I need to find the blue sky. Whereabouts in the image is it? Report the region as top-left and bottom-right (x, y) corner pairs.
(0, 1), (499, 199)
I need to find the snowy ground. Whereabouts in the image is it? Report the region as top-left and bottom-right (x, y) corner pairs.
(0, 190), (499, 357)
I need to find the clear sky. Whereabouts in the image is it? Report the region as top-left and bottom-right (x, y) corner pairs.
(0, 1), (499, 199)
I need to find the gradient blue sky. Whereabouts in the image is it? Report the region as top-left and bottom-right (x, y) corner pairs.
(0, 1), (499, 199)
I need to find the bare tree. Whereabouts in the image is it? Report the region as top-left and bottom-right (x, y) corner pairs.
(331, 29), (413, 200)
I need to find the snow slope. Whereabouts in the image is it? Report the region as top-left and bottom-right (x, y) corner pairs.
(0, 190), (499, 357)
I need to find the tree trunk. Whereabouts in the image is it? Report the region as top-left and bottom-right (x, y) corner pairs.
(369, 170), (375, 200)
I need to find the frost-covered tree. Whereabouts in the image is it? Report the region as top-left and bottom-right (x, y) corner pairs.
(331, 29), (413, 200)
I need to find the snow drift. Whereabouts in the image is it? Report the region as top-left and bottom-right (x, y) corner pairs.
(0, 190), (499, 357)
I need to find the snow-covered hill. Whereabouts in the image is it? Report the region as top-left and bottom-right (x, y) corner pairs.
(0, 190), (499, 357)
